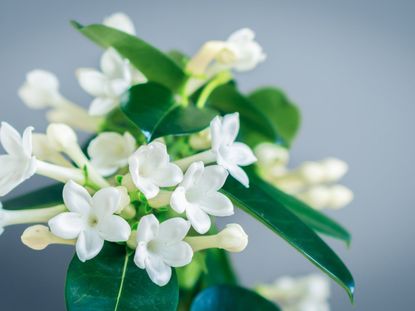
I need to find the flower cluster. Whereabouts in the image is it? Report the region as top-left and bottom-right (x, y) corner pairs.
(255, 143), (353, 210)
(0, 110), (253, 286)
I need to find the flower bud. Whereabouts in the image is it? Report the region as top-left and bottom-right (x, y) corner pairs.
(21, 225), (75, 250)
(327, 185), (353, 209)
(18, 70), (62, 109)
(189, 128), (211, 150)
(320, 158), (348, 182)
(216, 224), (248, 252)
(103, 12), (136, 35)
(46, 123), (78, 152)
(255, 143), (289, 168)
(299, 162), (326, 184)
(32, 133), (71, 167)
(297, 186), (331, 210)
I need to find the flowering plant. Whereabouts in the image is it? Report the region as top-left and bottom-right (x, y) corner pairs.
(1, 13), (354, 311)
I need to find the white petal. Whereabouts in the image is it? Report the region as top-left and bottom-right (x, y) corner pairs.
(89, 97), (118, 116)
(0, 155), (35, 196)
(170, 187), (189, 214)
(134, 242), (148, 269)
(230, 142), (257, 166)
(103, 12), (136, 35)
(197, 164), (228, 192)
(210, 116), (223, 152)
(0, 122), (23, 156)
(98, 215), (131, 242)
(63, 181), (92, 214)
(76, 68), (109, 97)
(221, 113), (240, 145)
(48, 212), (84, 239)
(129, 155), (159, 199)
(92, 187), (121, 217)
(199, 192), (234, 217)
(225, 164), (250, 188)
(27, 70), (59, 89)
(136, 214), (159, 243)
(144, 254), (172, 286)
(161, 241), (193, 267)
(186, 205), (211, 234)
(76, 229), (104, 262)
(151, 163), (183, 187)
(180, 161), (204, 190)
(100, 48), (125, 78)
(21, 126), (34, 158)
(158, 217), (190, 242)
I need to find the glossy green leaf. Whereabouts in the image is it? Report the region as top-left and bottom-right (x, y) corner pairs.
(191, 285), (280, 311)
(251, 171), (351, 243)
(207, 84), (282, 147)
(222, 174), (355, 301)
(202, 249), (238, 287)
(2, 184), (63, 210)
(121, 82), (217, 141)
(249, 87), (301, 147)
(66, 243), (179, 311)
(71, 22), (187, 92)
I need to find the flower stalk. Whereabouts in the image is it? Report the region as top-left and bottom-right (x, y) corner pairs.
(1, 205), (66, 227)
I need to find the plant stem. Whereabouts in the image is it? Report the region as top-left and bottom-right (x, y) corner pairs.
(196, 71), (232, 108)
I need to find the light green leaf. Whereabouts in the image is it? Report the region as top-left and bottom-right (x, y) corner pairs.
(71, 21), (187, 92)
(2, 184), (63, 210)
(249, 87), (301, 147)
(120, 82), (217, 141)
(191, 285), (281, 311)
(65, 243), (179, 311)
(222, 173), (355, 301)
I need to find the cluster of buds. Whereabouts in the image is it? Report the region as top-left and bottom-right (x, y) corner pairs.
(0, 110), (253, 286)
(255, 143), (353, 210)
(256, 274), (330, 311)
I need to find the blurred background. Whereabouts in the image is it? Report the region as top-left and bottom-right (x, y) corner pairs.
(1, 0), (414, 310)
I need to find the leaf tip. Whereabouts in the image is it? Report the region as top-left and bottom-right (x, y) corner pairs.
(70, 20), (82, 30)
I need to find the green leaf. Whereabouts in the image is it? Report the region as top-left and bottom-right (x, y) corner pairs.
(207, 84), (282, 147)
(191, 285), (280, 311)
(202, 249), (238, 287)
(249, 87), (301, 147)
(221, 174), (355, 301)
(71, 21), (187, 92)
(121, 82), (217, 141)
(66, 243), (179, 311)
(252, 172), (351, 243)
(2, 184), (63, 210)
(167, 50), (189, 70)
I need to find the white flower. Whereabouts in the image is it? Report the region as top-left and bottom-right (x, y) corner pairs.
(210, 113), (257, 187)
(224, 28), (266, 72)
(103, 12), (136, 35)
(88, 132), (136, 176)
(0, 122), (37, 196)
(257, 274), (330, 311)
(76, 48), (146, 116)
(129, 142), (183, 199)
(134, 214), (193, 286)
(171, 162), (233, 234)
(32, 133), (71, 167)
(48, 181), (131, 262)
(18, 70), (63, 109)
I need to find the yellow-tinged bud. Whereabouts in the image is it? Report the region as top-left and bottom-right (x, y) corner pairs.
(21, 225), (75, 250)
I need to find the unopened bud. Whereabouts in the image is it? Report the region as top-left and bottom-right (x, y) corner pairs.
(299, 162), (326, 184)
(216, 224), (248, 252)
(327, 185), (353, 209)
(297, 186), (331, 210)
(21, 225), (75, 250)
(255, 143), (289, 168)
(189, 128), (211, 150)
(47, 123), (78, 152)
(320, 158), (348, 182)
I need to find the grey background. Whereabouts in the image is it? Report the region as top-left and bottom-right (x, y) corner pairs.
(0, 0), (413, 310)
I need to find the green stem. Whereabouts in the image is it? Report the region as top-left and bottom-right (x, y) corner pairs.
(196, 71), (232, 108)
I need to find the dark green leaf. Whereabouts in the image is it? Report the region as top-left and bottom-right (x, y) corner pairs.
(66, 243), (179, 311)
(2, 184), (63, 210)
(251, 171), (351, 243)
(202, 249), (238, 287)
(207, 84), (282, 147)
(249, 87), (301, 147)
(121, 82), (217, 141)
(71, 22), (187, 92)
(221, 174), (355, 301)
(191, 285), (280, 311)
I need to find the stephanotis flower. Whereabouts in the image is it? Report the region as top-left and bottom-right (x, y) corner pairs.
(48, 181), (131, 262)
(76, 48), (146, 116)
(0, 122), (37, 196)
(103, 12), (136, 35)
(129, 142), (183, 199)
(134, 214), (193, 286)
(171, 162), (233, 234)
(88, 132), (136, 176)
(210, 113), (257, 187)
